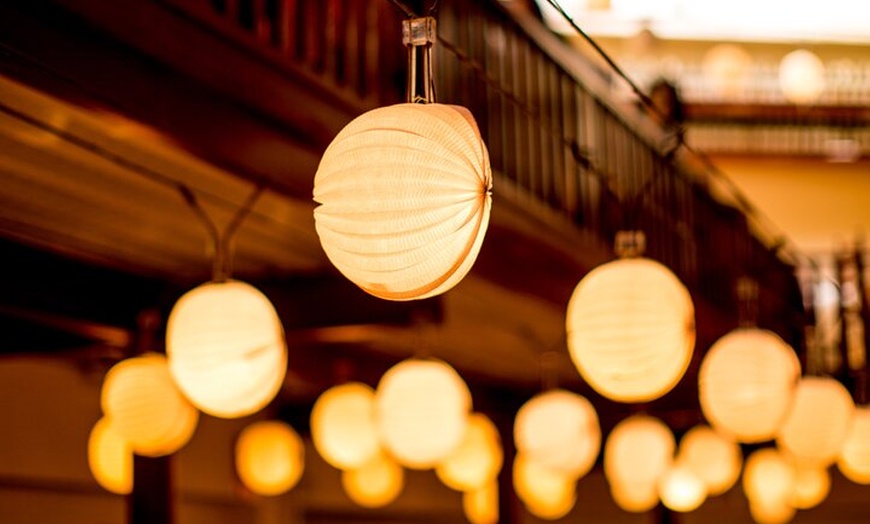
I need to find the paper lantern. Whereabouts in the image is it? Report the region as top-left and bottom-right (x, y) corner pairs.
(374, 358), (472, 469)
(838, 406), (870, 484)
(313, 103), (492, 301)
(463, 481), (499, 524)
(436, 412), (503, 491)
(605, 415), (675, 488)
(101, 353), (199, 457)
(658, 463), (707, 513)
(566, 257), (695, 402)
(777, 376), (855, 467)
(310, 382), (380, 470)
(789, 465), (830, 509)
(342, 452), (404, 508)
(610, 478), (659, 513)
(742, 448), (795, 506)
(167, 280), (287, 418)
(678, 425), (742, 496)
(235, 420), (304, 496)
(87, 417), (133, 495)
(702, 43), (751, 99)
(699, 328), (800, 443)
(513, 389), (600, 477)
(749, 498), (796, 524)
(513, 453), (577, 520)
(779, 49), (825, 104)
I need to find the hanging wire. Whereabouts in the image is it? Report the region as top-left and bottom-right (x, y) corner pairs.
(386, 0), (416, 17)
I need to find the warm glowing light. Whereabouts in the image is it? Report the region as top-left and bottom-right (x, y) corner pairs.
(658, 463), (707, 512)
(749, 498), (797, 524)
(838, 406), (870, 484)
(789, 465), (830, 509)
(779, 49), (826, 104)
(566, 257), (695, 402)
(513, 453), (577, 520)
(678, 424), (742, 496)
(101, 353), (198, 457)
(701, 44), (752, 99)
(513, 389), (600, 477)
(463, 481), (499, 524)
(87, 417), (133, 495)
(310, 382), (380, 470)
(605, 415), (675, 488)
(235, 420), (304, 496)
(374, 358), (471, 469)
(436, 412), (503, 491)
(167, 280), (287, 418)
(313, 103), (492, 301)
(777, 376), (855, 467)
(699, 328), (800, 443)
(610, 478), (659, 513)
(341, 452), (404, 508)
(742, 448), (795, 507)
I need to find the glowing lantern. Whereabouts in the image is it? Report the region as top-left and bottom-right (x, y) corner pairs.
(605, 415), (675, 488)
(101, 353), (199, 457)
(313, 103), (492, 301)
(566, 257), (695, 403)
(610, 478), (659, 513)
(779, 49), (825, 105)
(513, 389), (600, 477)
(436, 412), (503, 491)
(310, 382), (380, 470)
(678, 425), (742, 496)
(87, 417), (133, 495)
(374, 358), (471, 469)
(342, 452), (404, 508)
(838, 406), (870, 484)
(742, 448), (795, 506)
(749, 498), (796, 524)
(167, 280), (287, 418)
(777, 376), (855, 467)
(513, 453), (577, 520)
(658, 463), (707, 512)
(235, 420), (304, 496)
(789, 465), (830, 509)
(699, 328), (800, 443)
(463, 481), (499, 524)
(702, 43), (752, 99)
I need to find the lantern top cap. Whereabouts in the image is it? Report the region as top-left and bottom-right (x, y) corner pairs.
(614, 230), (646, 258)
(402, 17), (437, 47)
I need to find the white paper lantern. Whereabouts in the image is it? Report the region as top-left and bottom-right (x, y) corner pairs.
(87, 417), (133, 495)
(658, 463), (707, 513)
(513, 453), (577, 520)
(101, 353), (199, 457)
(789, 465), (830, 509)
(374, 358), (471, 469)
(310, 382), (380, 470)
(779, 49), (825, 104)
(777, 376), (855, 467)
(235, 420), (304, 496)
(605, 415), (675, 488)
(699, 328), (800, 443)
(342, 452), (404, 508)
(313, 103), (492, 301)
(838, 406), (870, 484)
(436, 412), (503, 491)
(566, 257), (695, 402)
(678, 425), (742, 496)
(513, 389), (600, 478)
(742, 448), (795, 506)
(463, 481), (499, 524)
(167, 280), (287, 418)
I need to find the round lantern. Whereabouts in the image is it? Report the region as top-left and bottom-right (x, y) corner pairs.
(374, 358), (471, 469)
(313, 103), (492, 301)
(701, 43), (752, 99)
(87, 417), (133, 495)
(342, 452), (404, 508)
(779, 49), (825, 105)
(789, 465), (830, 510)
(513, 389), (600, 477)
(777, 376), (855, 467)
(699, 328), (800, 443)
(463, 481), (499, 524)
(610, 478), (659, 513)
(436, 412), (503, 491)
(513, 453), (577, 520)
(101, 353), (199, 457)
(566, 257), (695, 403)
(604, 415), (675, 488)
(235, 420), (304, 496)
(310, 382), (380, 470)
(167, 280), (287, 418)
(742, 448), (795, 506)
(658, 463), (707, 513)
(838, 406), (870, 484)
(678, 425), (742, 496)
(750, 499), (796, 524)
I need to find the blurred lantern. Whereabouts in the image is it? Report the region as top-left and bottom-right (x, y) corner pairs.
(777, 376), (855, 467)
(789, 465), (830, 510)
(566, 233), (695, 403)
(310, 382), (380, 470)
(463, 481), (499, 524)
(513, 453), (577, 520)
(749, 498), (797, 524)
(838, 406), (870, 484)
(701, 43), (752, 100)
(235, 420), (304, 496)
(658, 463), (707, 513)
(374, 358), (471, 469)
(101, 353), (199, 457)
(342, 452), (404, 508)
(742, 448), (795, 507)
(609, 477), (659, 513)
(167, 280), (287, 418)
(605, 415), (675, 489)
(513, 389), (600, 477)
(779, 49), (826, 105)
(678, 424), (742, 496)
(699, 328), (800, 443)
(436, 412), (503, 491)
(87, 417), (133, 495)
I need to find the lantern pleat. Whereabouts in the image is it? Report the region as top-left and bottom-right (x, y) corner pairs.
(838, 406), (870, 484)
(311, 382), (381, 471)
